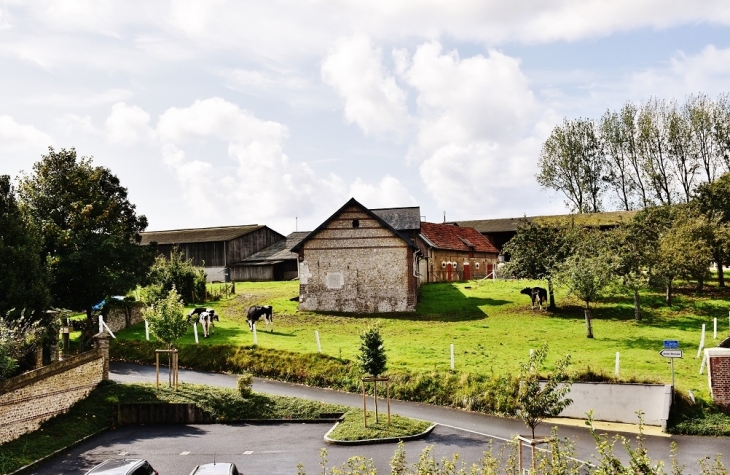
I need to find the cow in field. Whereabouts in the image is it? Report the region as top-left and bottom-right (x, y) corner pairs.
(247, 305), (273, 332)
(520, 287), (547, 310)
(187, 307), (219, 338)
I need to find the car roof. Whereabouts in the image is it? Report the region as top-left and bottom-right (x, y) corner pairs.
(86, 459), (146, 474)
(191, 462), (238, 474)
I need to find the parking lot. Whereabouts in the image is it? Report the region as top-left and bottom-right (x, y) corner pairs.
(31, 422), (503, 474)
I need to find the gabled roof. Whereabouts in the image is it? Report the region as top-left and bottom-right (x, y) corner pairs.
(371, 207), (421, 231)
(454, 210), (637, 234)
(140, 224), (264, 245)
(240, 232), (310, 264)
(420, 222), (499, 253)
(291, 198), (418, 252)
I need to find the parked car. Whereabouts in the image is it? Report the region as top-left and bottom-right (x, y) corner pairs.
(189, 462), (240, 475)
(85, 458), (158, 475)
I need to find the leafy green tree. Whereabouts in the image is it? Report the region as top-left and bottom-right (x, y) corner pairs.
(516, 343), (573, 440)
(537, 118), (605, 213)
(147, 247), (207, 305)
(0, 317), (42, 381)
(607, 222), (655, 321)
(556, 229), (616, 338)
(357, 326), (387, 377)
(503, 219), (574, 309)
(0, 175), (49, 322)
(695, 171), (730, 287)
(18, 148), (154, 319)
(143, 287), (188, 349)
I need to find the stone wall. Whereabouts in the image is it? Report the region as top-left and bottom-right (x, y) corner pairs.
(0, 337), (108, 445)
(103, 302), (144, 333)
(299, 206), (416, 313)
(706, 348), (730, 409)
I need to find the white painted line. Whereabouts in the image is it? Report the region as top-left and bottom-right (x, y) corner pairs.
(118, 452), (128, 456)
(180, 451), (190, 455)
(243, 451), (253, 455)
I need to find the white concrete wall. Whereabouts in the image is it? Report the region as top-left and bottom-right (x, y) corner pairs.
(544, 382), (672, 428)
(205, 267), (226, 282)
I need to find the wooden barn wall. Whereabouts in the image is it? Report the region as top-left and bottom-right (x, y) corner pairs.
(155, 242), (225, 267)
(227, 228), (285, 263)
(230, 265), (275, 282)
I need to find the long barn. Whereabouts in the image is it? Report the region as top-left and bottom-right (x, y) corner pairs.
(140, 225), (285, 282)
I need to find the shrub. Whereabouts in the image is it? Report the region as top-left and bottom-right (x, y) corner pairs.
(237, 372), (253, 398)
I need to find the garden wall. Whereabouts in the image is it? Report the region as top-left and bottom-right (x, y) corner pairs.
(0, 335), (109, 444)
(549, 381), (672, 429)
(103, 302), (144, 333)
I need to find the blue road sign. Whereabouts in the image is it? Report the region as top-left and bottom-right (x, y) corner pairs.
(664, 340), (679, 349)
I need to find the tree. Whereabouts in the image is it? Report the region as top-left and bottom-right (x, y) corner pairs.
(537, 118), (605, 213)
(666, 100), (699, 203)
(516, 343), (573, 440)
(0, 175), (49, 322)
(600, 103), (645, 210)
(608, 223), (653, 321)
(357, 326), (387, 377)
(556, 230), (616, 338)
(147, 247), (207, 305)
(695, 171), (730, 287)
(18, 148), (155, 319)
(638, 98), (675, 206)
(503, 219), (574, 309)
(143, 287), (188, 386)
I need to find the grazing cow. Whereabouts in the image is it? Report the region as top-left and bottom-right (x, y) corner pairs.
(520, 287), (548, 310)
(187, 308), (219, 338)
(247, 305), (273, 332)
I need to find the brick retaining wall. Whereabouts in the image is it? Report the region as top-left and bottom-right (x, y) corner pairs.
(0, 335), (109, 445)
(706, 348), (730, 410)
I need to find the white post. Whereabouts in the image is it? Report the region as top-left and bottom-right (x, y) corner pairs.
(700, 352), (707, 374)
(99, 315), (104, 334)
(697, 324), (706, 358)
(253, 324), (258, 344)
(714, 318), (718, 339)
(145, 320), (150, 341)
(450, 344), (454, 370)
(315, 330), (321, 353)
(194, 323), (199, 344)
(615, 352), (620, 377)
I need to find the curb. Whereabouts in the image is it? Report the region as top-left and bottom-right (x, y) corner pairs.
(323, 423), (437, 445)
(7, 428), (108, 475)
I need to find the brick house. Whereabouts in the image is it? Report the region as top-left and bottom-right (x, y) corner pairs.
(418, 222), (499, 282)
(291, 198), (421, 313)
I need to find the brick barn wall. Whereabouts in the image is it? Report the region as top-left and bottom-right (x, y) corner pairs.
(0, 349), (105, 444)
(428, 250), (497, 282)
(709, 354), (730, 409)
(298, 206), (415, 313)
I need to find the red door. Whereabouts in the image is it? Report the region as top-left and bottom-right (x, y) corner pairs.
(463, 263), (470, 280)
(446, 263), (453, 281)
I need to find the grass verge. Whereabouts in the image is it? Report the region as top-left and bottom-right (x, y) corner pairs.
(0, 381), (431, 474)
(327, 412), (432, 442)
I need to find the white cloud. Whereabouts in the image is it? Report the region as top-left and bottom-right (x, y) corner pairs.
(322, 35), (409, 140)
(106, 102), (154, 144)
(0, 115), (53, 152)
(349, 175), (417, 209)
(55, 113), (101, 136)
(630, 45), (730, 99)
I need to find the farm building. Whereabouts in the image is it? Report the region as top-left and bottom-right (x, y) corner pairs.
(234, 231), (310, 281)
(140, 225), (285, 282)
(291, 198), (421, 313)
(418, 222), (500, 282)
(454, 210), (636, 252)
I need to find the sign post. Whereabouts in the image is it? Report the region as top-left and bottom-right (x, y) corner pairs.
(661, 341), (682, 402)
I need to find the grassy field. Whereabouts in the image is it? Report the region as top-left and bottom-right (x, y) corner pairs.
(115, 277), (730, 403)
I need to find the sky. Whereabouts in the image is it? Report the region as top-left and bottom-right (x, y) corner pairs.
(2, 1), (730, 235)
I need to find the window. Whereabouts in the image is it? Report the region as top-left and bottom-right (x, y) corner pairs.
(352, 219), (359, 228)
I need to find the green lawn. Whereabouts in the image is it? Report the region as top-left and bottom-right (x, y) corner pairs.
(115, 278), (730, 403)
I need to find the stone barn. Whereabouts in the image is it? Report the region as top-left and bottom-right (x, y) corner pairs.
(291, 198), (421, 313)
(418, 222), (499, 282)
(140, 224), (285, 282)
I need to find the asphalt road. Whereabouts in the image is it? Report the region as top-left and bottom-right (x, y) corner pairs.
(25, 362), (726, 474)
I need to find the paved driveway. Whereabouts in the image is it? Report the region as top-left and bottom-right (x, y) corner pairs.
(31, 423), (508, 475)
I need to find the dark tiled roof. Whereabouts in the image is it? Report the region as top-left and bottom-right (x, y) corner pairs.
(240, 232), (310, 263)
(140, 225), (263, 245)
(371, 207), (421, 231)
(454, 210), (637, 234)
(420, 222), (499, 253)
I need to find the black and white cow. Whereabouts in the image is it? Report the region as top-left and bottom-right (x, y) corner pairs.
(247, 305), (273, 332)
(187, 307), (219, 338)
(520, 287), (548, 310)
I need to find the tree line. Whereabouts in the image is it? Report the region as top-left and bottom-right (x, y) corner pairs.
(504, 172), (730, 337)
(538, 93), (730, 213)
